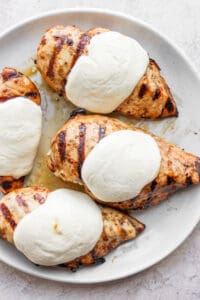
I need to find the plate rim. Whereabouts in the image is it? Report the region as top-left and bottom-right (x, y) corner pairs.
(0, 7), (200, 284)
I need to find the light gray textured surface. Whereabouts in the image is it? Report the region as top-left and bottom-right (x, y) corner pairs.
(0, 0), (200, 299)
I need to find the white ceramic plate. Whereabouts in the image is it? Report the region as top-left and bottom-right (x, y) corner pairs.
(0, 8), (200, 284)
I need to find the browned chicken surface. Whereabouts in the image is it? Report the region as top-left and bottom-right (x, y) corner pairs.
(0, 67), (40, 104)
(37, 25), (177, 119)
(0, 187), (145, 271)
(47, 111), (200, 210)
(0, 67), (41, 194)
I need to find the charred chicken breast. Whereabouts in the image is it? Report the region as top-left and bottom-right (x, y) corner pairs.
(37, 25), (177, 119)
(0, 187), (144, 271)
(47, 111), (200, 210)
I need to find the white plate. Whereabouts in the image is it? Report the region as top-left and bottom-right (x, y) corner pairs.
(0, 8), (200, 284)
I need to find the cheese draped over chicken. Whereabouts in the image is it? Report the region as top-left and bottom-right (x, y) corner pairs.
(65, 31), (149, 113)
(82, 130), (161, 202)
(14, 189), (103, 266)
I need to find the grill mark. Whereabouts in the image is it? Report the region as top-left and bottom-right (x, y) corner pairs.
(153, 88), (161, 100)
(93, 257), (105, 265)
(138, 84), (148, 98)
(0, 203), (16, 229)
(186, 175), (193, 186)
(98, 125), (106, 141)
(33, 193), (46, 204)
(46, 35), (69, 79)
(76, 33), (90, 59)
(2, 70), (20, 81)
(16, 195), (28, 208)
(165, 97), (174, 112)
(70, 33), (91, 70)
(69, 108), (87, 119)
(150, 179), (157, 191)
(58, 131), (66, 162)
(167, 176), (175, 185)
(70, 266), (79, 272)
(91, 250), (105, 266)
(25, 92), (38, 98)
(77, 123), (86, 179)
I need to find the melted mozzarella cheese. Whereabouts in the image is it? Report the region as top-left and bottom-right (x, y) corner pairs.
(0, 97), (42, 178)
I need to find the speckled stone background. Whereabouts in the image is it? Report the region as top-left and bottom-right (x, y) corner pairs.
(0, 1), (200, 299)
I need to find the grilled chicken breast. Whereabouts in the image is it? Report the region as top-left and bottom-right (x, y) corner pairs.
(37, 25), (177, 119)
(47, 111), (200, 210)
(0, 67), (41, 194)
(0, 187), (144, 271)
